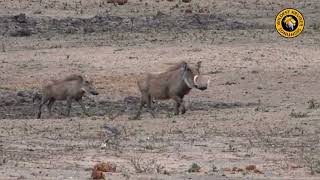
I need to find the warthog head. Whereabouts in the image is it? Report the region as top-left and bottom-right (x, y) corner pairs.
(81, 80), (99, 95)
(181, 61), (209, 91)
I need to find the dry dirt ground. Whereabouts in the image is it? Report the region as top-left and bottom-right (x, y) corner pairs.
(0, 0), (320, 179)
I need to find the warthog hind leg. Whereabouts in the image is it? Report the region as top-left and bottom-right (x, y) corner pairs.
(131, 93), (149, 120)
(146, 95), (155, 118)
(66, 97), (73, 116)
(37, 96), (49, 119)
(131, 101), (145, 120)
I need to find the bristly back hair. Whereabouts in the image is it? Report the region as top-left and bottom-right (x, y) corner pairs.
(165, 61), (188, 72)
(62, 74), (84, 82)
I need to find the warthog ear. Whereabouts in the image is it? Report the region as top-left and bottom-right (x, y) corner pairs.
(181, 62), (188, 71)
(81, 88), (87, 93)
(196, 61), (202, 70)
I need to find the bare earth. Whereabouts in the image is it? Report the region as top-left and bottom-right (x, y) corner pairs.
(0, 0), (320, 179)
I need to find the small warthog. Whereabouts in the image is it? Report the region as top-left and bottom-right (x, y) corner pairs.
(133, 61), (209, 119)
(34, 74), (99, 118)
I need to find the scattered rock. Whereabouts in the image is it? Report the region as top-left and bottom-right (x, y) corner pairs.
(13, 13), (27, 23)
(245, 165), (256, 171)
(91, 162), (116, 179)
(94, 162), (116, 172)
(107, 0), (128, 5)
(83, 27), (95, 34)
(232, 167), (244, 172)
(185, 9), (193, 14)
(34, 10), (42, 14)
(208, 70), (223, 74)
(222, 81), (237, 85)
(253, 169), (263, 174)
(223, 168), (231, 171)
(199, 8), (209, 14)
(290, 164), (303, 169)
(91, 170), (105, 179)
(9, 29), (32, 37)
(224, 165), (263, 174)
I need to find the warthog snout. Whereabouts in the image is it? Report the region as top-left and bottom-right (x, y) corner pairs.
(91, 91), (99, 95)
(83, 80), (99, 95)
(193, 75), (209, 91)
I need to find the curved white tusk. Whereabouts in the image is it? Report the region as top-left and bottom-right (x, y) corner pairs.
(207, 79), (211, 87)
(194, 75), (199, 85)
(184, 78), (193, 88)
(81, 88), (87, 93)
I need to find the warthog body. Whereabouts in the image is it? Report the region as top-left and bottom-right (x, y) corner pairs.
(34, 74), (99, 118)
(133, 61), (209, 119)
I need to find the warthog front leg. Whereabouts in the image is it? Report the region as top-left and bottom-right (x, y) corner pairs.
(172, 96), (183, 115)
(66, 97), (72, 116)
(77, 99), (90, 116)
(47, 98), (55, 117)
(180, 100), (186, 114)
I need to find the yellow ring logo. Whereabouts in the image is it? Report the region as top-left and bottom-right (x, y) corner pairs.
(275, 8), (304, 38)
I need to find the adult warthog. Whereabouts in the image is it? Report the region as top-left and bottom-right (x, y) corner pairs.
(34, 74), (99, 118)
(132, 61), (209, 119)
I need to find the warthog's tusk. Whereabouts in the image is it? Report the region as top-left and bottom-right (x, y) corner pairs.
(193, 75), (199, 85)
(207, 79), (211, 87)
(184, 78), (193, 88)
(81, 88), (87, 93)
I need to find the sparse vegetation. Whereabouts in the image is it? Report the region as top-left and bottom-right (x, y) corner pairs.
(129, 156), (164, 174)
(304, 154), (320, 175)
(311, 161), (320, 174)
(307, 99), (319, 109)
(290, 109), (308, 118)
(188, 163), (201, 173)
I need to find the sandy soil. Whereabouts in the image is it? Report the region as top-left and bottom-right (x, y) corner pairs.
(0, 0), (320, 179)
